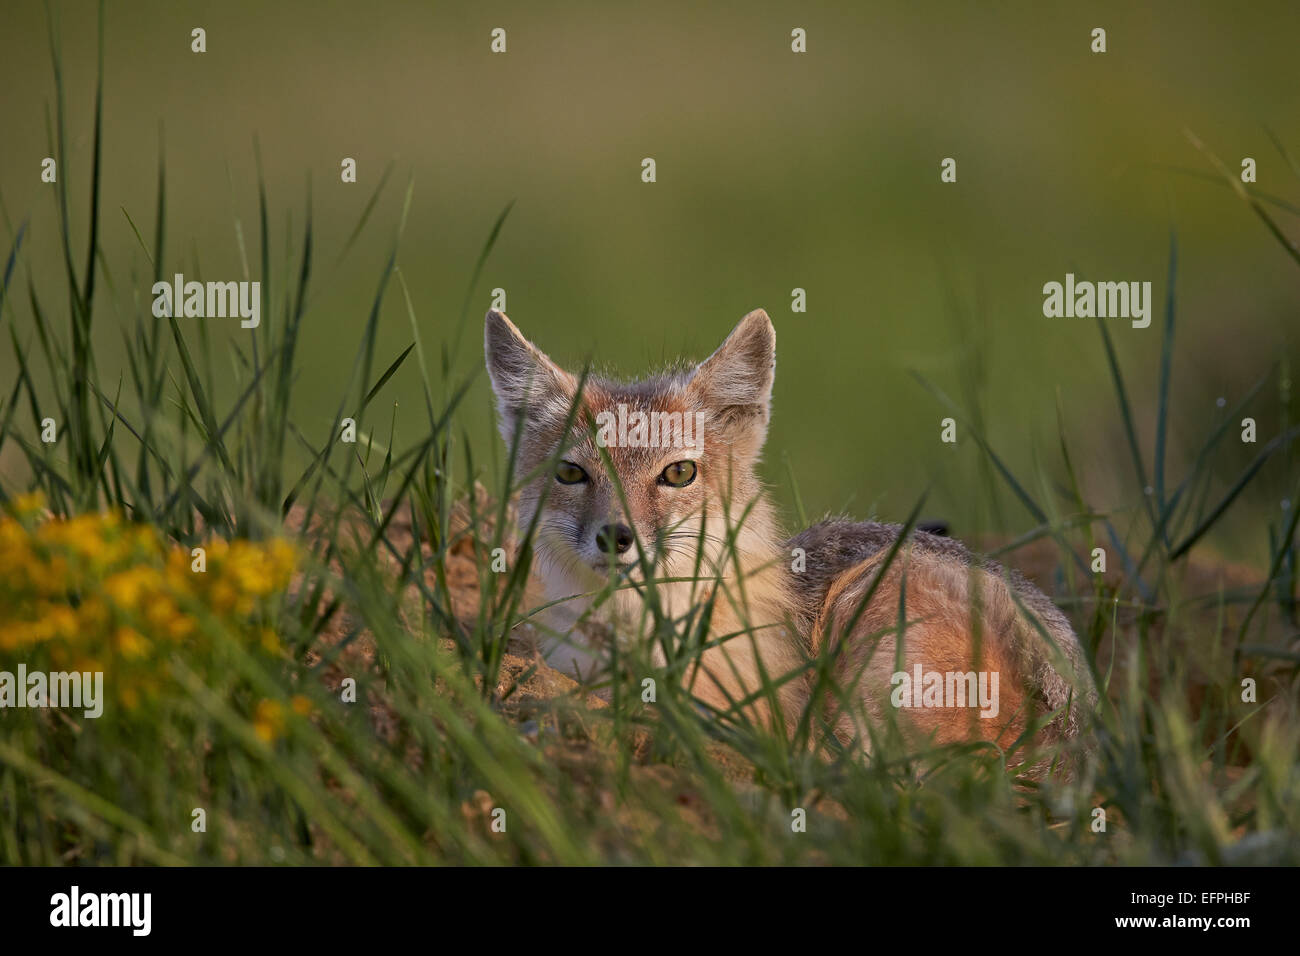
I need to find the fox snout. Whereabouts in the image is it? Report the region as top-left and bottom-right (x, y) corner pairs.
(583, 515), (653, 571)
(595, 523), (634, 556)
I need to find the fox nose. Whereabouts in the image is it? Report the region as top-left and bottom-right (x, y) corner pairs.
(596, 523), (634, 555)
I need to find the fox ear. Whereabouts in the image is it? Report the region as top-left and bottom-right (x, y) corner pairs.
(484, 309), (578, 443)
(688, 309), (775, 452)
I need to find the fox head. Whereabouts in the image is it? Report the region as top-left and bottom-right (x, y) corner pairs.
(484, 308), (783, 628)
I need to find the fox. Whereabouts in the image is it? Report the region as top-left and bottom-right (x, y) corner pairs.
(484, 307), (1097, 767)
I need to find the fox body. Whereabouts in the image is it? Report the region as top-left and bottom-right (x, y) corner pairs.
(485, 308), (1095, 759)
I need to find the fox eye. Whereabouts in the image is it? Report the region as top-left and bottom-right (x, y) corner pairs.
(659, 461), (697, 487)
(555, 461), (589, 485)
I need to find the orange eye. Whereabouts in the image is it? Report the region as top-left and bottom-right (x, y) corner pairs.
(556, 461), (589, 485)
(659, 461), (697, 487)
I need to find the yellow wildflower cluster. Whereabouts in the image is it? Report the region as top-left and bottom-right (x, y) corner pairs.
(0, 492), (297, 710)
(253, 694), (314, 743)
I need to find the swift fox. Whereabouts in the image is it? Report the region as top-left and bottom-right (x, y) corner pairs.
(485, 307), (1096, 762)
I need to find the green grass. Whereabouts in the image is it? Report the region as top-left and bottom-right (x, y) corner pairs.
(1, 8), (1299, 866)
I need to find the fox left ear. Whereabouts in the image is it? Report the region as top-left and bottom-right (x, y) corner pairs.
(688, 308), (775, 454)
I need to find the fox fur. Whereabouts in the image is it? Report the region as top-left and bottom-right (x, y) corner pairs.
(485, 307), (1097, 766)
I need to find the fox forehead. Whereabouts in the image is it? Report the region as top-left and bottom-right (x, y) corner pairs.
(575, 369), (699, 416)
(542, 379), (706, 472)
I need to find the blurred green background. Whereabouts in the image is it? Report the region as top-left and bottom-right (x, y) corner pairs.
(2, 0), (1298, 561)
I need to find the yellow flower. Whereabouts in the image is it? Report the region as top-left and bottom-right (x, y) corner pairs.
(269, 539), (297, 579)
(0, 516), (32, 552)
(132, 524), (160, 552)
(77, 596), (111, 633)
(209, 580), (238, 614)
(9, 490), (47, 513)
(259, 628), (281, 655)
(44, 603), (79, 640)
(252, 698), (285, 743)
(113, 626), (151, 659)
(25, 554), (69, 597)
(104, 566), (159, 611)
(0, 623), (26, 651)
(2, 509), (300, 710)
(38, 514), (107, 560)
(166, 613), (196, 641)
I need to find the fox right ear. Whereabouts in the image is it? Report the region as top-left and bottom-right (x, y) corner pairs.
(484, 310), (578, 443)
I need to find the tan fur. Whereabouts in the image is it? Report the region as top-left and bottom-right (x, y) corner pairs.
(485, 307), (1096, 769)
(813, 548), (1031, 751)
